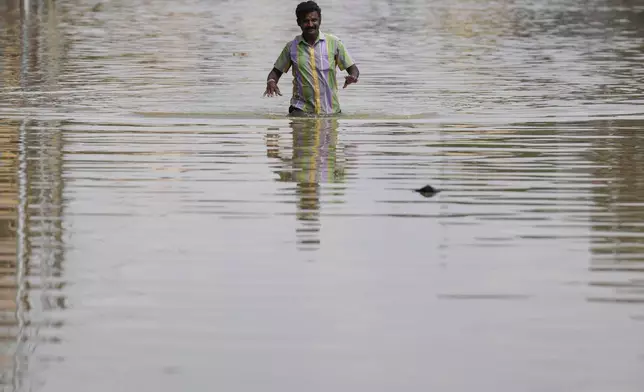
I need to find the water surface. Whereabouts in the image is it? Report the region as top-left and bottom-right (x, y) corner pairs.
(1, 0), (644, 391)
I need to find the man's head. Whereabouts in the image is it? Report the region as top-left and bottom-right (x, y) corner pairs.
(296, 1), (321, 41)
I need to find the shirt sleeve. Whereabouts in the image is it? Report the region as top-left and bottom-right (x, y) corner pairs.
(273, 43), (292, 73)
(335, 39), (355, 71)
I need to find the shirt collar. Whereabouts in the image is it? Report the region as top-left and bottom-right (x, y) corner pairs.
(297, 32), (326, 46)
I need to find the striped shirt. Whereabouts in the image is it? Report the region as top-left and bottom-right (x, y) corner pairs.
(274, 33), (355, 115)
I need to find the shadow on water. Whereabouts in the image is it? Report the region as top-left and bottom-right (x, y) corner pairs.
(1, 1), (68, 390)
(0, 119), (21, 387)
(266, 118), (346, 251)
(0, 116), (68, 390)
(588, 119), (644, 304)
(0, 2), (28, 389)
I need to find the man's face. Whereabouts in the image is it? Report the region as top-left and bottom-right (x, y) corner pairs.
(298, 11), (320, 39)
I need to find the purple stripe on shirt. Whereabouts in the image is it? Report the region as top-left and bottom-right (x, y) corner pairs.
(318, 42), (333, 114)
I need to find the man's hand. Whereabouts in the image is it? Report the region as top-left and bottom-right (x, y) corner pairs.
(264, 79), (281, 97)
(343, 75), (358, 89)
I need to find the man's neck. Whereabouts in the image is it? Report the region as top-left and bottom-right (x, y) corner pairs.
(303, 32), (318, 45)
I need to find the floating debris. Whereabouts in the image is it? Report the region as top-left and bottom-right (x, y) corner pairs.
(414, 185), (439, 197)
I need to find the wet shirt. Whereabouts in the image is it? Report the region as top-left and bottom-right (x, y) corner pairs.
(273, 33), (355, 115)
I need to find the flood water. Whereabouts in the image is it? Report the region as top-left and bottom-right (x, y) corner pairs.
(1, 0), (644, 391)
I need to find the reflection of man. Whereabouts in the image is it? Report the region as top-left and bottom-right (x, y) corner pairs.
(263, 1), (360, 116)
(267, 118), (345, 184)
(266, 118), (345, 250)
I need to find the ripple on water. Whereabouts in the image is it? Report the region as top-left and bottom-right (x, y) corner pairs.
(2, 0), (644, 390)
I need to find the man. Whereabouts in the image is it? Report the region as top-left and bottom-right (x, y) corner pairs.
(263, 1), (360, 116)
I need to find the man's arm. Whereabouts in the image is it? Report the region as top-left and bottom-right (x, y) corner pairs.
(343, 64), (359, 89)
(265, 43), (291, 97)
(264, 67), (284, 97)
(335, 38), (359, 89)
(347, 64), (359, 79)
(268, 67), (283, 83)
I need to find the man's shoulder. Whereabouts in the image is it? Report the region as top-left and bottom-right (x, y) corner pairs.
(321, 33), (344, 43)
(277, 36), (298, 50)
(283, 35), (302, 46)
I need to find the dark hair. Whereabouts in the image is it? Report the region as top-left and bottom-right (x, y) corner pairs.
(296, 1), (321, 22)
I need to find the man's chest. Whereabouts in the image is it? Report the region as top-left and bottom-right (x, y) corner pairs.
(291, 43), (336, 73)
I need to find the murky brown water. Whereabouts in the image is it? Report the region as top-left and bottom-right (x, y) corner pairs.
(1, 0), (644, 391)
